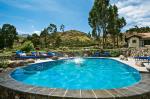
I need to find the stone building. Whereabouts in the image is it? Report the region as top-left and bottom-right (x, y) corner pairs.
(125, 32), (150, 48)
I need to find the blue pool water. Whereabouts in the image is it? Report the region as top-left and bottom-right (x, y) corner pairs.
(11, 58), (141, 90)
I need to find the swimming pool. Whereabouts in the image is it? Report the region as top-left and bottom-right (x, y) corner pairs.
(11, 58), (141, 90)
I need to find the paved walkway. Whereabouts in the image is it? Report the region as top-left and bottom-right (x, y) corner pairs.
(143, 63), (150, 70)
(113, 58), (149, 73)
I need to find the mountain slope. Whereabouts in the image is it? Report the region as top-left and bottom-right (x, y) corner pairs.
(57, 30), (94, 46)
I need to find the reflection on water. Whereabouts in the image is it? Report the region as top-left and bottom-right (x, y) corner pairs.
(73, 57), (85, 65)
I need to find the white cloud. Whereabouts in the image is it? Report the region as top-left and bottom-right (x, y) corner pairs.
(17, 29), (26, 34)
(0, 0), (33, 9)
(113, 0), (150, 30)
(17, 29), (41, 35)
(32, 30), (41, 35)
(0, 0), (75, 15)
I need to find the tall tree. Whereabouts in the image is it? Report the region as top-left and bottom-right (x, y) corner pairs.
(107, 5), (126, 48)
(107, 5), (118, 47)
(0, 28), (3, 49)
(89, 0), (110, 48)
(40, 28), (49, 48)
(88, 31), (92, 38)
(91, 29), (97, 38)
(0, 24), (18, 48)
(54, 36), (62, 48)
(60, 24), (65, 32)
(47, 24), (57, 33)
(30, 33), (40, 47)
(116, 17), (126, 47)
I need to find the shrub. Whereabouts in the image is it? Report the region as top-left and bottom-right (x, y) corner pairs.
(20, 41), (34, 52)
(0, 59), (9, 69)
(110, 50), (121, 57)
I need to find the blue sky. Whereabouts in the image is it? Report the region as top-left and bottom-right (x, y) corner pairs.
(0, 0), (150, 34)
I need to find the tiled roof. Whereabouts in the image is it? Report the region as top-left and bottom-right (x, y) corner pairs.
(138, 33), (150, 39)
(125, 32), (150, 39)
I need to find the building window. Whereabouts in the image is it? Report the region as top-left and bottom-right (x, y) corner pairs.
(144, 40), (150, 45)
(132, 40), (136, 43)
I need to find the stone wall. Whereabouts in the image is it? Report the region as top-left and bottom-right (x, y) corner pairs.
(0, 85), (150, 99)
(0, 86), (57, 99)
(128, 37), (140, 48)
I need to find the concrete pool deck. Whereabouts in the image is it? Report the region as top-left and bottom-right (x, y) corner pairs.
(113, 58), (149, 73)
(0, 57), (150, 99)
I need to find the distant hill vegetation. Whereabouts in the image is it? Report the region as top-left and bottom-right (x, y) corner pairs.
(126, 26), (150, 33)
(57, 30), (94, 47)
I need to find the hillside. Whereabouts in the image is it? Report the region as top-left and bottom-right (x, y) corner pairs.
(57, 30), (94, 47)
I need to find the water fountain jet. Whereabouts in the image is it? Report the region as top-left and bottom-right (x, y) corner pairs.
(74, 57), (84, 65)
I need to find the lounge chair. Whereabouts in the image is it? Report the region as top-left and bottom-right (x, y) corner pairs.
(47, 52), (55, 57)
(40, 52), (54, 58)
(31, 52), (37, 56)
(134, 56), (149, 61)
(102, 51), (110, 57)
(15, 51), (40, 59)
(15, 51), (53, 59)
(92, 52), (100, 57)
(51, 52), (64, 57)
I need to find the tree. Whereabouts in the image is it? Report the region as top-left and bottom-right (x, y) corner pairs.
(107, 5), (126, 48)
(89, 4), (98, 39)
(88, 31), (92, 38)
(37, 24), (58, 48)
(89, 1), (126, 48)
(107, 5), (118, 47)
(54, 36), (62, 48)
(0, 28), (3, 49)
(116, 17), (126, 47)
(0, 24), (18, 48)
(30, 33), (40, 47)
(40, 28), (49, 48)
(47, 24), (57, 33)
(126, 26), (150, 33)
(89, 0), (110, 48)
(91, 29), (97, 38)
(60, 24), (65, 32)
(20, 41), (34, 52)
